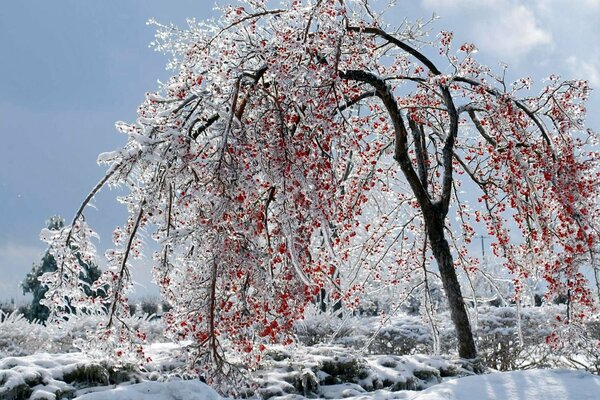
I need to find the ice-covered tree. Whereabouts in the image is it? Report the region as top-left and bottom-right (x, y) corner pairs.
(22, 216), (103, 322)
(41, 0), (599, 381)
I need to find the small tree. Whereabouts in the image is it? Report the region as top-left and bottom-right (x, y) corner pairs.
(23, 216), (103, 322)
(41, 0), (599, 382)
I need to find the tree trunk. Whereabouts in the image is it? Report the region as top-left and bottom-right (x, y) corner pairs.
(426, 208), (477, 359)
(339, 69), (478, 360)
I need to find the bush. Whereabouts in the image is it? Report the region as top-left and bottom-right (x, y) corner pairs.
(474, 306), (555, 370)
(296, 309), (445, 356)
(297, 304), (599, 374)
(0, 310), (165, 358)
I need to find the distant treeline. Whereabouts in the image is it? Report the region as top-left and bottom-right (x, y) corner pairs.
(0, 297), (171, 323)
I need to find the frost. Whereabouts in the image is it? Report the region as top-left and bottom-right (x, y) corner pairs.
(41, 0), (600, 389)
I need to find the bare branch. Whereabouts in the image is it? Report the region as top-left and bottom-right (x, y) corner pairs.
(107, 200), (146, 328)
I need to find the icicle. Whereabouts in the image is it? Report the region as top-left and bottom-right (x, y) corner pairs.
(516, 298), (524, 347)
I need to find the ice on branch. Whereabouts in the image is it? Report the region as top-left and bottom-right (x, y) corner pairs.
(42, 0), (600, 387)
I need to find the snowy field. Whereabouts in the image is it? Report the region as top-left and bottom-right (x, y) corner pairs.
(1, 309), (599, 399)
(1, 350), (599, 400)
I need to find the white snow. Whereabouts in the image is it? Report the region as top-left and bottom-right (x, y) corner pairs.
(0, 351), (221, 400)
(0, 353), (93, 399)
(73, 380), (222, 400)
(263, 368), (600, 400)
(411, 369), (600, 400)
(2, 350), (600, 399)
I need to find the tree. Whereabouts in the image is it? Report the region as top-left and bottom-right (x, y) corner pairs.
(41, 0), (599, 381)
(23, 216), (103, 322)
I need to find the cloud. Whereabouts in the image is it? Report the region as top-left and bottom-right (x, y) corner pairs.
(582, 0), (600, 7)
(424, 0), (599, 9)
(421, 0), (498, 8)
(419, 0), (552, 60)
(473, 5), (551, 58)
(566, 56), (600, 87)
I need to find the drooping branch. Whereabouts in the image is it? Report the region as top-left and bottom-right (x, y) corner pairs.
(107, 199), (146, 328)
(206, 9), (286, 49)
(466, 108), (497, 147)
(53, 161), (126, 282)
(209, 256), (223, 368)
(69, 162), (122, 235)
(339, 69), (432, 211)
(190, 66), (267, 140)
(455, 76), (555, 156)
(347, 26), (442, 75)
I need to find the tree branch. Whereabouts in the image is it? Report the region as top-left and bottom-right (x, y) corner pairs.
(107, 199), (145, 328)
(455, 76), (554, 156)
(409, 119), (429, 192)
(190, 66), (267, 140)
(190, 114), (219, 139)
(467, 108), (497, 147)
(347, 26), (458, 216)
(339, 69), (432, 211)
(438, 85), (459, 216)
(347, 26), (442, 75)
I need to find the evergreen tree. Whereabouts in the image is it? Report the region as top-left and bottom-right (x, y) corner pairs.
(21, 216), (103, 322)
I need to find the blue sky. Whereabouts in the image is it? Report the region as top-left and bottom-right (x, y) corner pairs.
(0, 1), (599, 302)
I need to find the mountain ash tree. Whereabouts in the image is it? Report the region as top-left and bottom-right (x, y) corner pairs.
(40, 0), (600, 383)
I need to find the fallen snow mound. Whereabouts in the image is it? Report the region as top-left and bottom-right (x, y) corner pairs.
(74, 380), (221, 400)
(1, 351), (598, 399)
(413, 369), (600, 400)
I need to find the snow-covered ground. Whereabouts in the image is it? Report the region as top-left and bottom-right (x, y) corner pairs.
(412, 369), (600, 400)
(72, 369), (600, 399)
(74, 381), (222, 400)
(0, 353), (600, 400)
(2, 309), (599, 399)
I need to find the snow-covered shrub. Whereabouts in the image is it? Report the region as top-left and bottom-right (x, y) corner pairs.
(59, 311), (166, 345)
(0, 310), (165, 358)
(356, 315), (435, 355)
(297, 304), (599, 375)
(252, 345), (470, 399)
(139, 300), (160, 317)
(580, 317), (600, 373)
(0, 353), (143, 400)
(295, 310), (355, 346)
(553, 314), (600, 374)
(0, 302), (17, 318)
(297, 308), (452, 356)
(0, 311), (54, 357)
(474, 306), (557, 371)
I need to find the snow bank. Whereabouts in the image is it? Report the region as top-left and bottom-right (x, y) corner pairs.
(2, 351), (598, 399)
(0, 352), (143, 399)
(413, 369), (600, 400)
(0, 351), (220, 400)
(0, 353), (91, 399)
(74, 380), (221, 400)
(253, 345), (473, 398)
